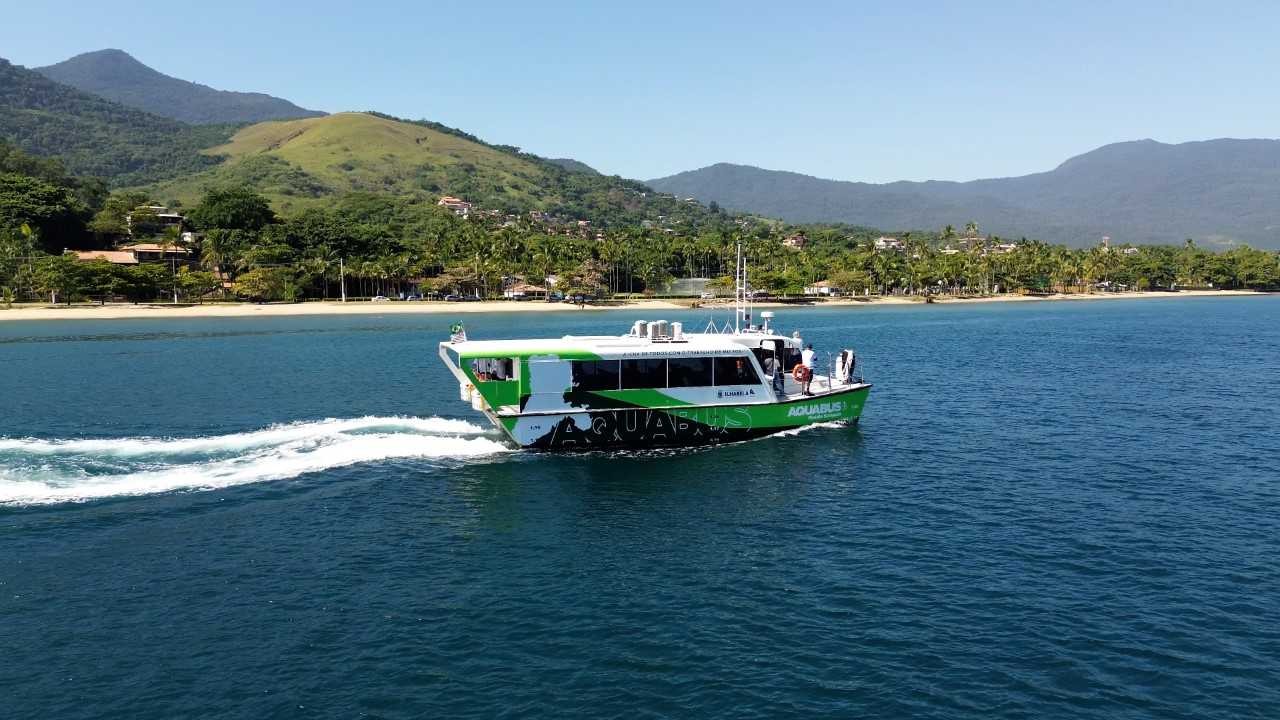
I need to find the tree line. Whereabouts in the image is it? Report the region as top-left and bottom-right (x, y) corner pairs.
(2, 139), (1278, 305)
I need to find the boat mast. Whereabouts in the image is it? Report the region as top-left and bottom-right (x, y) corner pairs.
(733, 243), (753, 333)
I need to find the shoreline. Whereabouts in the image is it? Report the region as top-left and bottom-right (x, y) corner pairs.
(0, 289), (1269, 322)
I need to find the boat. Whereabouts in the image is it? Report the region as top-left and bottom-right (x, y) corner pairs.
(438, 249), (870, 449)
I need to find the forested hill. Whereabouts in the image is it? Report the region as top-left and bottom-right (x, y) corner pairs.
(36, 50), (325, 125)
(0, 51), (719, 229)
(649, 140), (1280, 249)
(545, 158), (600, 175)
(0, 57), (234, 186)
(142, 111), (722, 228)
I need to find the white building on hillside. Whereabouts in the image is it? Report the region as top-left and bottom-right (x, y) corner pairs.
(874, 236), (905, 252)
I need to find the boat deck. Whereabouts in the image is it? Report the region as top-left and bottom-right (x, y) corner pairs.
(774, 373), (868, 401)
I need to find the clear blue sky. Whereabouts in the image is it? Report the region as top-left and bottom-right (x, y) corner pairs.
(6, 0), (1278, 183)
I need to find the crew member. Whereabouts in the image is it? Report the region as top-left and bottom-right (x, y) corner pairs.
(763, 352), (783, 395)
(801, 343), (816, 395)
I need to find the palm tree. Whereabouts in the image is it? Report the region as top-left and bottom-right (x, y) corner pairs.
(157, 225), (183, 303)
(201, 229), (232, 280)
(300, 253), (332, 299)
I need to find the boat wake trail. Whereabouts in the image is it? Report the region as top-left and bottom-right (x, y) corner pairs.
(0, 416), (509, 506)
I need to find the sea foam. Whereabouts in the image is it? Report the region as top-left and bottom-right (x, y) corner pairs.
(0, 416), (508, 506)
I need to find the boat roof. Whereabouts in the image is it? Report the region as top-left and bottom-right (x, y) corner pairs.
(442, 332), (785, 359)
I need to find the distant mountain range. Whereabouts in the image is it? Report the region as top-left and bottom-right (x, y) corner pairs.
(36, 49), (324, 125)
(649, 141), (1280, 249)
(7, 48), (1280, 249)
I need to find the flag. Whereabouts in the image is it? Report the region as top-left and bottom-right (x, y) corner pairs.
(449, 322), (467, 343)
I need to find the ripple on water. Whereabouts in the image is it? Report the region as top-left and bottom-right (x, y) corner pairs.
(2, 299), (1280, 718)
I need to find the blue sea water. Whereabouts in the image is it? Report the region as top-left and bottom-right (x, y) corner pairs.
(2, 297), (1279, 718)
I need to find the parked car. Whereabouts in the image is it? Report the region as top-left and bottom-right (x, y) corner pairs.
(371, 295), (390, 302)
(546, 292), (564, 303)
(444, 294), (464, 302)
(699, 291), (716, 299)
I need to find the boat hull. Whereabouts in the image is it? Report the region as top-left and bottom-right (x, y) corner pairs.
(493, 385), (870, 450)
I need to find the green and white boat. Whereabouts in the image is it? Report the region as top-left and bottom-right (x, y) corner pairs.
(439, 253), (870, 450)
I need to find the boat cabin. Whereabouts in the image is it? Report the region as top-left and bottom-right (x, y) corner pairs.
(439, 315), (857, 419)
(442, 333), (778, 416)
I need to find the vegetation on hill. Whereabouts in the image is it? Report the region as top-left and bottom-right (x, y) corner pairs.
(649, 140), (1280, 249)
(545, 158), (600, 175)
(0, 140), (107, 253)
(2, 51), (1275, 306)
(139, 112), (723, 230)
(0, 57), (236, 186)
(36, 49), (324, 125)
(6, 177), (1277, 306)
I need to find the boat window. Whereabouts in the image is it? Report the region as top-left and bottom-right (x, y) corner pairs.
(572, 360), (620, 391)
(667, 357), (713, 388)
(714, 356), (760, 386)
(471, 357), (515, 381)
(621, 358), (667, 389)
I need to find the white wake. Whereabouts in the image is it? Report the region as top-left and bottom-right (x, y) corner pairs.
(0, 416), (510, 506)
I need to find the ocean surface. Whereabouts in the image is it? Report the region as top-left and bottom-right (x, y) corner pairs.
(2, 297), (1279, 719)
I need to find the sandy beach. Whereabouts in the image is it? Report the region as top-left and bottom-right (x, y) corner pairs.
(0, 290), (1268, 322)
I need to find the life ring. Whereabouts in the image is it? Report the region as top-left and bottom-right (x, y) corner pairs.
(792, 364), (812, 382)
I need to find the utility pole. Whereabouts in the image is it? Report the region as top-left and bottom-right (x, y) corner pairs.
(339, 258), (347, 302)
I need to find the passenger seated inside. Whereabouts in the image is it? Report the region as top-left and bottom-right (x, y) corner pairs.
(471, 357), (514, 381)
(713, 356), (760, 386)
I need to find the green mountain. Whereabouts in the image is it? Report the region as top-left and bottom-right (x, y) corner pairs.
(0, 57), (233, 186)
(36, 49), (325, 125)
(142, 111), (715, 227)
(3, 51), (707, 229)
(649, 140), (1280, 249)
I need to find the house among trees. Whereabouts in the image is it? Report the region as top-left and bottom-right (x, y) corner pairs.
(124, 242), (194, 264)
(502, 281), (548, 300)
(126, 205), (186, 237)
(70, 249), (139, 265)
(437, 195), (472, 217)
(804, 279), (837, 296)
(69, 243), (193, 265)
(783, 232), (808, 249)
(874, 236), (905, 252)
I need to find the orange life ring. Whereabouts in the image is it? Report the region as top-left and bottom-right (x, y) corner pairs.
(792, 364), (812, 382)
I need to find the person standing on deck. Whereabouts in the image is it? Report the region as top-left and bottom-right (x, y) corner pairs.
(763, 353), (784, 396)
(801, 343), (816, 396)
